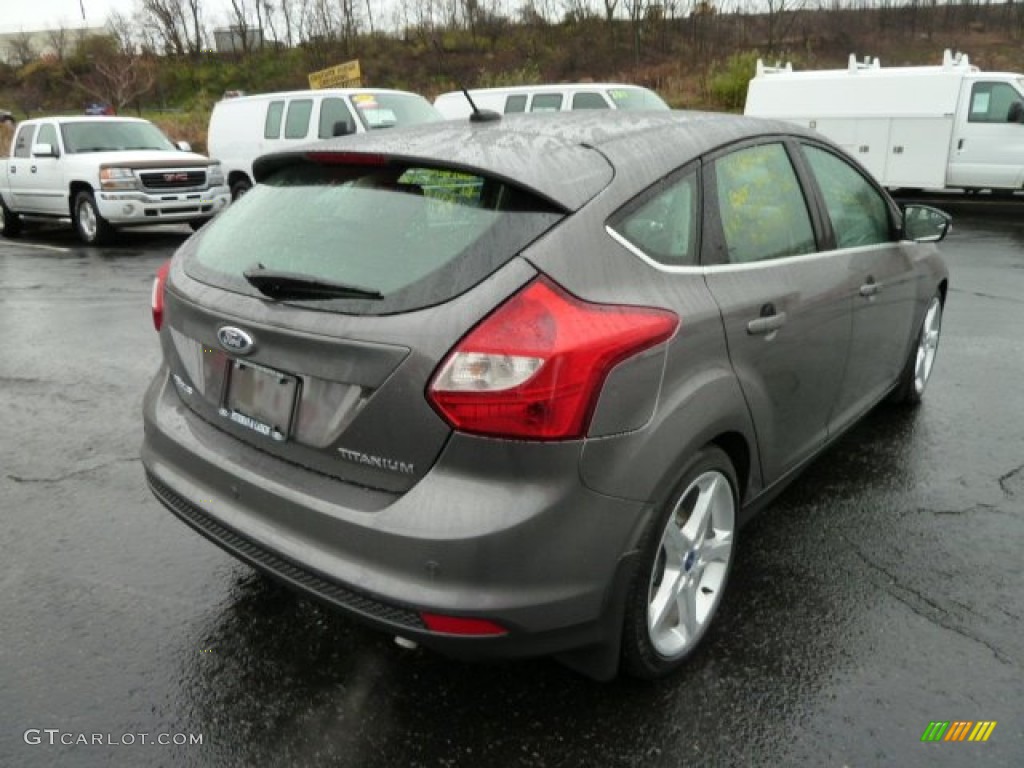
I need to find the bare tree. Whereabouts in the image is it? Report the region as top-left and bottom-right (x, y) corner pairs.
(44, 25), (72, 63)
(68, 54), (157, 112)
(7, 33), (37, 69)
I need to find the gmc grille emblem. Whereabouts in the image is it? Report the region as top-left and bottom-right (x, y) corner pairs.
(164, 172), (189, 182)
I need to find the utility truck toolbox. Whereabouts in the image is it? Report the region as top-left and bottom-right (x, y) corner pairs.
(0, 116), (230, 244)
(744, 49), (1024, 193)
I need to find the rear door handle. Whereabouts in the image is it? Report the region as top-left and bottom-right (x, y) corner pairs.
(747, 311), (787, 336)
(957, 138), (965, 150)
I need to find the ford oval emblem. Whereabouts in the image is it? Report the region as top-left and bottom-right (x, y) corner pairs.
(217, 326), (254, 355)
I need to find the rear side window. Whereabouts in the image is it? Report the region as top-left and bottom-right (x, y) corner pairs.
(319, 98), (354, 138)
(13, 124), (36, 158)
(714, 143), (816, 264)
(505, 95), (527, 113)
(802, 145), (892, 249)
(264, 101), (284, 138)
(185, 161), (564, 315)
(285, 100), (313, 139)
(572, 92), (609, 110)
(610, 170), (699, 266)
(531, 94), (563, 112)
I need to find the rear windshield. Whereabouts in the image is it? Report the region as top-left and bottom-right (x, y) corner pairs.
(608, 88), (670, 111)
(348, 92), (442, 130)
(184, 160), (563, 314)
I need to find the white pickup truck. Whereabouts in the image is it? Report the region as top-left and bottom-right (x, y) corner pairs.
(0, 116), (230, 244)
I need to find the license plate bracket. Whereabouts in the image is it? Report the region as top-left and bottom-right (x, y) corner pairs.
(221, 360), (299, 441)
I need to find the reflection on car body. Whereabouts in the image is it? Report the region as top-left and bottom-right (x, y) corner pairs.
(142, 111), (950, 680)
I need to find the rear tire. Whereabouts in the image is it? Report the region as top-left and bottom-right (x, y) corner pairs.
(621, 446), (738, 679)
(0, 197), (22, 238)
(890, 291), (943, 406)
(73, 190), (114, 245)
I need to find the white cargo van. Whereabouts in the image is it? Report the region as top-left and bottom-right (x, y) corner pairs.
(434, 84), (669, 120)
(207, 89), (441, 199)
(744, 50), (1024, 192)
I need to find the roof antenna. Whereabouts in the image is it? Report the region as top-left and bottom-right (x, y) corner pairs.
(462, 88), (501, 123)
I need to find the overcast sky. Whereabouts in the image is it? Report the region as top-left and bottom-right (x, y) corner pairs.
(0, 0), (235, 34)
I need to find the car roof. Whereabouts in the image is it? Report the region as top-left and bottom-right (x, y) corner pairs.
(22, 116), (149, 124)
(439, 83), (654, 97)
(218, 88), (425, 104)
(253, 111), (813, 211)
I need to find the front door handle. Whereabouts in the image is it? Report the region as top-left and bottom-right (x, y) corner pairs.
(30, 165), (37, 173)
(747, 308), (787, 336)
(859, 277), (879, 298)
(957, 138), (965, 150)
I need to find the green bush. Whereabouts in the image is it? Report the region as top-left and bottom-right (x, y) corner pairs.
(708, 51), (761, 112)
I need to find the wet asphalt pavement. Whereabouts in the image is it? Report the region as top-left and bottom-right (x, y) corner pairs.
(1, 208), (1022, 768)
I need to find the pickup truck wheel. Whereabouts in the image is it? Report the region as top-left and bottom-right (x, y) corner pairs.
(230, 179), (252, 201)
(73, 190), (113, 245)
(188, 219), (208, 232)
(1, 198), (22, 238)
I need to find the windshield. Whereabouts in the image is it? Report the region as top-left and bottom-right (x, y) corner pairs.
(348, 92), (442, 131)
(185, 160), (562, 315)
(61, 121), (177, 153)
(607, 87), (670, 111)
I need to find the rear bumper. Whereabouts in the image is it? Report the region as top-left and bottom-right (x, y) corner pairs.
(141, 367), (651, 668)
(98, 186), (230, 225)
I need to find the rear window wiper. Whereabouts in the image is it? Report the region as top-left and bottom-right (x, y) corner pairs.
(242, 267), (383, 301)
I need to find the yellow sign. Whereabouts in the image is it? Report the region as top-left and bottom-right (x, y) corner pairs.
(308, 60), (362, 90)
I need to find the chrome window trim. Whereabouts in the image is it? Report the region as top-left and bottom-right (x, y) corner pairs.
(608, 224), (895, 274)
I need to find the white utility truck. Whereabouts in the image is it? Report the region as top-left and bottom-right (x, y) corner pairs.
(744, 50), (1024, 192)
(0, 116), (230, 244)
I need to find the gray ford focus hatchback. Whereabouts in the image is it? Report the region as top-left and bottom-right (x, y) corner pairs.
(142, 111), (949, 680)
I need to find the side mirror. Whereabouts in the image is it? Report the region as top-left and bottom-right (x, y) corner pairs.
(332, 120), (354, 137)
(1007, 102), (1024, 124)
(176, 140), (192, 152)
(31, 142), (58, 158)
(902, 204), (951, 243)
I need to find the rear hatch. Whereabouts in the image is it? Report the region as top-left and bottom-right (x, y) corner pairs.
(163, 135), (611, 493)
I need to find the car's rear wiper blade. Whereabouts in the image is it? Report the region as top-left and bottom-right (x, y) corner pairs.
(242, 268), (383, 300)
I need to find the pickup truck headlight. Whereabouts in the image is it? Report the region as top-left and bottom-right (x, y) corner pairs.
(207, 164), (225, 187)
(99, 167), (138, 190)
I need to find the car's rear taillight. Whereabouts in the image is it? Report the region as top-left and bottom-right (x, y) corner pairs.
(152, 260), (171, 331)
(428, 276), (678, 440)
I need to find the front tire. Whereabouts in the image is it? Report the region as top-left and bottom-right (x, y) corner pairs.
(73, 190), (113, 245)
(622, 446), (738, 679)
(188, 218), (208, 232)
(1, 197), (22, 238)
(890, 291), (943, 405)
(230, 178), (252, 201)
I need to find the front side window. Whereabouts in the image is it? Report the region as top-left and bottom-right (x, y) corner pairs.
(572, 92), (609, 110)
(35, 124), (58, 153)
(530, 94), (563, 112)
(968, 82), (1024, 123)
(610, 170), (699, 266)
(802, 145), (892, 249)
(13, 124), (36, 158)
(186, 161), (563, 315)
(319, 98), (354, 138)
(714, 143), (816, 264)
(264, 101), (284, 138)
(284, 99), (313, 139)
